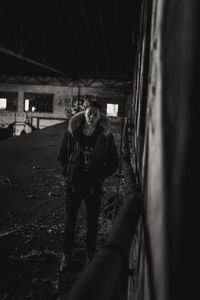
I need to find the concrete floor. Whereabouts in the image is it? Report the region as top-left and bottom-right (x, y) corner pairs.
(0, 122), (123, 299)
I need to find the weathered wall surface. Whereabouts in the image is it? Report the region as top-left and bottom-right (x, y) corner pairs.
(0, 83), (72, 134)
(128, 0), (168, 298)
(0, 80), (131, 138)
(143, 0), (167, 298)
(128, 0), (199, 299)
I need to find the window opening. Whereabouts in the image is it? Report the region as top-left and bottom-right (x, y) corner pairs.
(0, 92), (18, 111)
(0, 98), (7, 110)
(24, 99), (29, 112)
(106, 103), (119, 117)
(24, 93), (53, 113)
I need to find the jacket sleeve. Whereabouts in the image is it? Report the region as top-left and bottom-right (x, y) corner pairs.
(105, 133), (119, 178)
(57, 132), (70, 177)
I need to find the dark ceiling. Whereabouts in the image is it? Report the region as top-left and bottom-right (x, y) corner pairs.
(0, 0), (141, 80)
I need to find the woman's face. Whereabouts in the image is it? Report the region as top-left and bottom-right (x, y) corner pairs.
(85, 106), (101, 126)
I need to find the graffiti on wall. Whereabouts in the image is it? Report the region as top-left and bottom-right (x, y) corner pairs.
(57, 97), (72, 118)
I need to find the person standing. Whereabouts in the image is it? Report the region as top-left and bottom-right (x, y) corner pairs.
(57, 100), (118, 270)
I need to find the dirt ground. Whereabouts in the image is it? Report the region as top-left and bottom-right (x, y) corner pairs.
(0, 123), (124, 299)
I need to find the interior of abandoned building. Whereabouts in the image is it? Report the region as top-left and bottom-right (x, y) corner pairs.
(0, 0), (199, 299)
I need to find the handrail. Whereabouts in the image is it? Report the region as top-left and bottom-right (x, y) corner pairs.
(65, 123), (142, 300)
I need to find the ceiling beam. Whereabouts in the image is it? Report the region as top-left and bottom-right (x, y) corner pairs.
(0, 46), (68, 76)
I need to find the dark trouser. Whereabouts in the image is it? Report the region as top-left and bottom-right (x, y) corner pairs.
(63, 183), (102, 258)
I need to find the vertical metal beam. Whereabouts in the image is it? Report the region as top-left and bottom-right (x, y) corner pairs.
(79, 2), (100, 78)
(94, 0), (110, 77)
(114, 0), (121, 77)
(49, 0), (82, 78)
(61, 0), (88, 77)
(0, 0), (8, 13)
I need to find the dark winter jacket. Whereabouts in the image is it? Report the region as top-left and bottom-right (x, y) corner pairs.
(57, 111), (118, 185)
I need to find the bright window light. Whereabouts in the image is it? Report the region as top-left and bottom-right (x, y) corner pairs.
(24, 99), (29, 111)
(106, 103), (118, 117)
(0, 98), (7, 110)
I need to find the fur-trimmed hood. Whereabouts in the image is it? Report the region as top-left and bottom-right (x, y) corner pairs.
(68, 111), (111, 136)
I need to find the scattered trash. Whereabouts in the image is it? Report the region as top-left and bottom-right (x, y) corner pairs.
(39, 182), (49, 186)
(0, 226), (23, 238)
(48, 192), (62, 197)
(54, 175), (63, 178)
(48, 192), (55, 197)
(52, 185), (60, 189)
(32, 278), (39, 284)
(25, 237), (33, 244)
(26, 291), (34, 298)
(28, 194), (36, 199)
(10, 249), (59, 262)
(46, 168), (56, 172)
(0, 176), (11, 185)
(32, 165), (41, 170)
(60, 177), (66, 186)
(0, 172), (123, 299)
